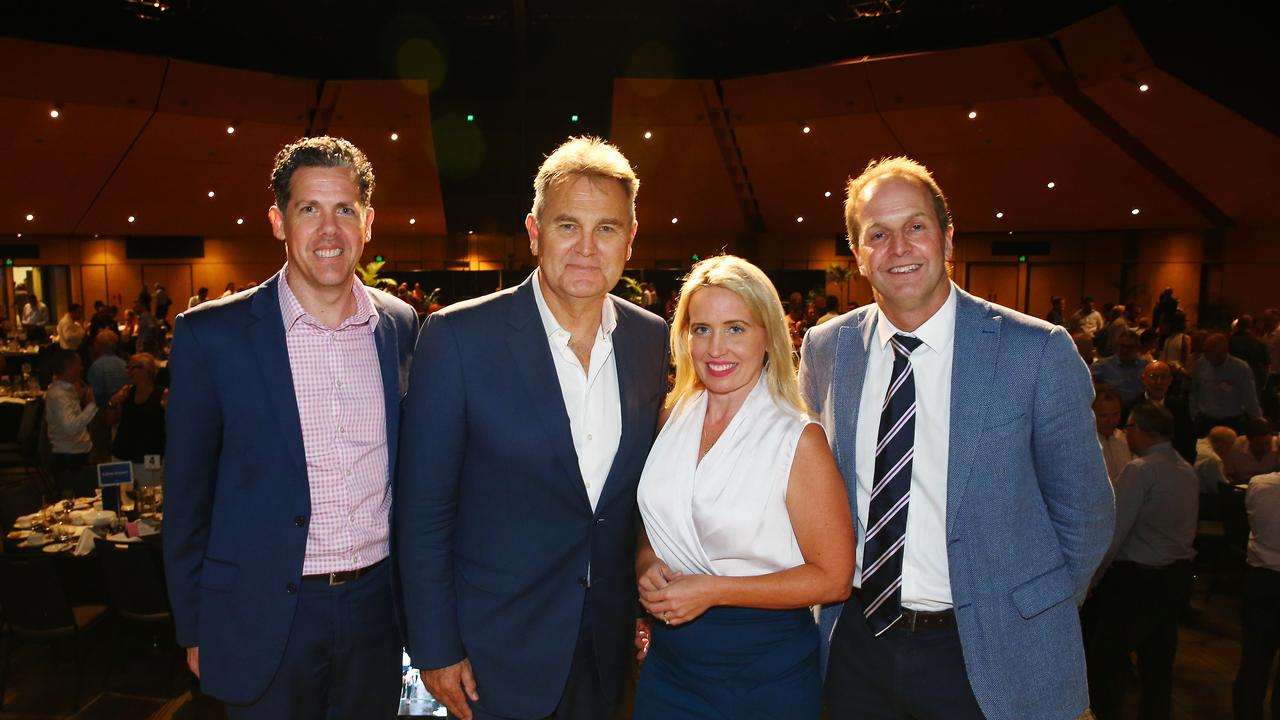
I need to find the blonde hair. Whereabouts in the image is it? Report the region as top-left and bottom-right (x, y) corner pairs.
(844, 156), (951, 249)
(531, 136), (639, 224)
(667, 255), (808, 416)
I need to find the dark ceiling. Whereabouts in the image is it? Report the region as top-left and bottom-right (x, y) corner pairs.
(3, 0), (1276, 235)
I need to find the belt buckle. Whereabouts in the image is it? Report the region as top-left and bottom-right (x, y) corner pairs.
(328, 571), (348, 586)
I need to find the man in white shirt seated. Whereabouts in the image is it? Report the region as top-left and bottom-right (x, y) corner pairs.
(1234, 469), (1280, 719)
(45, 349), (98, 496)
(1225, 419), (1280, 484)
(1095, 384), (1131, 485)
(56, 303), (85, 351)
(1195, 426), (1238, 496)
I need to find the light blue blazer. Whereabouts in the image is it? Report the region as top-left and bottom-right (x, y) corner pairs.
(799, 285), (1114, 720)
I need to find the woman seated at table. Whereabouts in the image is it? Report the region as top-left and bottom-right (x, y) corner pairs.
(108, 352), (166, 463)
(634, 255), (854, 719)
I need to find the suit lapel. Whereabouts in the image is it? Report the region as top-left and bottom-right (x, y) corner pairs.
(367, 290), (402, 476)
(506, 279), (588, 504)
(833, 313), (873, 497)
(247, 274), (307, 478)
(598, 297), (642, 511)
(946, 289), (1001, 534)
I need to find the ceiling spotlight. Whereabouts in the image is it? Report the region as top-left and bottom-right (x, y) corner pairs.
(995, 211), (1004, 219)
(643, 131), (652, 140)
(207, 191), (215, 198)
(967, 110), (978, 120)
(802, 126), (811, 134)
(409, 218), (416, 225)
(127, 215), (136, 223)
(49, 109), (60, 119)
(824, 191), (832, 198)
(671, 217), (678, 224)
(796, 216), (804, 223)
(390, 132), (399, 141)
(25, 214), (34, 221)
(1138, 83), (1150, 92)
(15, 233), (21, 238)
(1046, 181), (1056, 189)
(236, 218), (244, 225)
(226, 125), (236, 134)
(1131, 208), (1140, 215)
(468, 230), (475, 235)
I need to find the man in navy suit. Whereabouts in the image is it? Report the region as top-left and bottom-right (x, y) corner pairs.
(800, 157), (1114, 719)
(164, 137), (418, 718)
(397, 136), (668, 720)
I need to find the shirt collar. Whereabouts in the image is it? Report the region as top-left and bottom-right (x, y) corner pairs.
(1140, 441), (1173, 457)
(277, 263), (379, 333)
(873, 281), (957, 354)
(530, 267), (617, 340)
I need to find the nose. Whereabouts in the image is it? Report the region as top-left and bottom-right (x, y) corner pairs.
(707, 330), (726, 356)
(574, 229), (598, 256)
(318, 209), (339, 237)
(885, 230), (910, 256)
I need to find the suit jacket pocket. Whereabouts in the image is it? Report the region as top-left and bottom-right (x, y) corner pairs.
(984, 411), (1026, 432)
(1010, 562), (1073, 619)
(199, 557), (239, 593)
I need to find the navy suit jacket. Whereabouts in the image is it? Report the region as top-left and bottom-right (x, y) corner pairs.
(396, 274), (668, 719)
(162, 272), (418, 704)
(799, 286), (1115, 720)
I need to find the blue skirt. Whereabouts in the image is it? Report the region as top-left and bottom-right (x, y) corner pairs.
(633, 606), (822, 720)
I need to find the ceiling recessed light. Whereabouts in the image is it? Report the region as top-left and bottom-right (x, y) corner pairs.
(25, 214), (33, 221)
(802, 126), (811, 134)
(207, 191), (215, 198)
(226, 126), (235, 134)
(16, 233), (21, 238)
(49, 109), (60, 119)
(671, 217), (678, 224)
(796, 216), (804, 223)
(236, 218), (244, 225)
(468, 230), (475, 235)
(824, 191), (832, 198)
(1138, 83), (1150, 92)
(390, 132), (399, 141)
(127, 215), (136, 223)
(643, 131), (652, 139)
(409, 218), (416, 225)
(968, 110), (978, 119)
(1131, 208), (1140, 215)
(995, 211), (1004, 219)
(1046, 181), (1055, 189)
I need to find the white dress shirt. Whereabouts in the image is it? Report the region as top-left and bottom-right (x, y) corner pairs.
(45, 379), (97, 454)
(855, 284), (956, 611)
(531, 269), (621, 511)
(1099, 429), (1133, 486)
(1247, 473), (1280, 573)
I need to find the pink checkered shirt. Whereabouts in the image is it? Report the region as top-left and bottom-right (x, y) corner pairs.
(278, 265), (390, 575)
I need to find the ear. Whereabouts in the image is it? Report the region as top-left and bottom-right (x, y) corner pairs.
(363, 206), (375, 243)
(944, 224), (955, 261)
(268, 205), (286, 242)
(625, 220), (637, 261)
(525, 213), (540, 257)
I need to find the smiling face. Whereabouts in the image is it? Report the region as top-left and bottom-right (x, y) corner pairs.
(1142, 361), (1173, 401)
(854, 175), (954, 330)
(268, 166), (373, 299)
(686, 286), (767, 400)
(527, 174), (635, 307)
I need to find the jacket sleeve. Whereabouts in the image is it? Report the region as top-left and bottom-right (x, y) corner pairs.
(1031, 326), (1116, 604)
(161, 315), (224, 648)
(396, 312), (469, 670)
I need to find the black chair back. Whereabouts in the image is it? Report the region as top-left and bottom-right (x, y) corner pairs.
(0, 554), (76, 633)
(1219, 487), (1250, 551)
(15, 398), (43, 460)
(93, 537), (170, 619)
(0, 479), (41, 532)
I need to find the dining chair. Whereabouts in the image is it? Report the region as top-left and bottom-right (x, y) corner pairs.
(94, 537), (180, 695)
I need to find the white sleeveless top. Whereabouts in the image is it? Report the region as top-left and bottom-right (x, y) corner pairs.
(638, 375), (813, 577)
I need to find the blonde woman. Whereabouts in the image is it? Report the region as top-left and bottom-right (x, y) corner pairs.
(634, 255), (854, 719)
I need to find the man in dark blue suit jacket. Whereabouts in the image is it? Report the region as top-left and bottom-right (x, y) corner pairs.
(397, 137), (668, 720)
(164, 137), (418, 718)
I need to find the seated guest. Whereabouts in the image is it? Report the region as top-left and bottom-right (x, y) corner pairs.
(1224, 418), (1280, 484)
(815, 294), (841, 325)
(1234, 469), (1280, 719)
(1191, 333), (1262, 438)
(1142, 360), (1196, 462)
(1094, 384), (1131, 485)
(56, 303), (85, 351)
(1091, 331), (1150, 410)
(1087, 402), (1198, 720)
(1195, 426), (1239, 495)
(108, 353), (166, 463)
(1071, 296), (1104, 337)
(634, 255), (854, 719)
(86, 330), (128, 407)
(1073, 331), (1096, 366)
(1046, 295), (1065, 326)
(45, 349), (99, 497)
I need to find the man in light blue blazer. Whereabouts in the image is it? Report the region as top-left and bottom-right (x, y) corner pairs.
(800, 157), (1113, 720)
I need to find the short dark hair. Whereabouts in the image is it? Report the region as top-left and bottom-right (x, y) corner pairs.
(1093, 384), (1123, 406)
(270, 136), (375, 209)
(1128, 401), (1173, 440)
(825, 295), (839, 309)
(1245, 418), (1274, 439)
(50, 349), (80, 376)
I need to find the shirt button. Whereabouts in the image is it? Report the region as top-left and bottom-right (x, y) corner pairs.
(586, 433), (593, 441)
(337, 380), (343, 388)
(286, 582), (298, 594)
(294, 515), (307, 527)
(585, 481), (592, 489)
(339, 426), (345, 434)
(345, 469), (352, 477)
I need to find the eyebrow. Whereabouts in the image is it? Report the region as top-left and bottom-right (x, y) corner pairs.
(549, 214), (623, 226)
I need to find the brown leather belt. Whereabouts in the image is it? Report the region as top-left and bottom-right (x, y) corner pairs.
(302, 558), (385, 586)
(851, 588), (955, 631)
